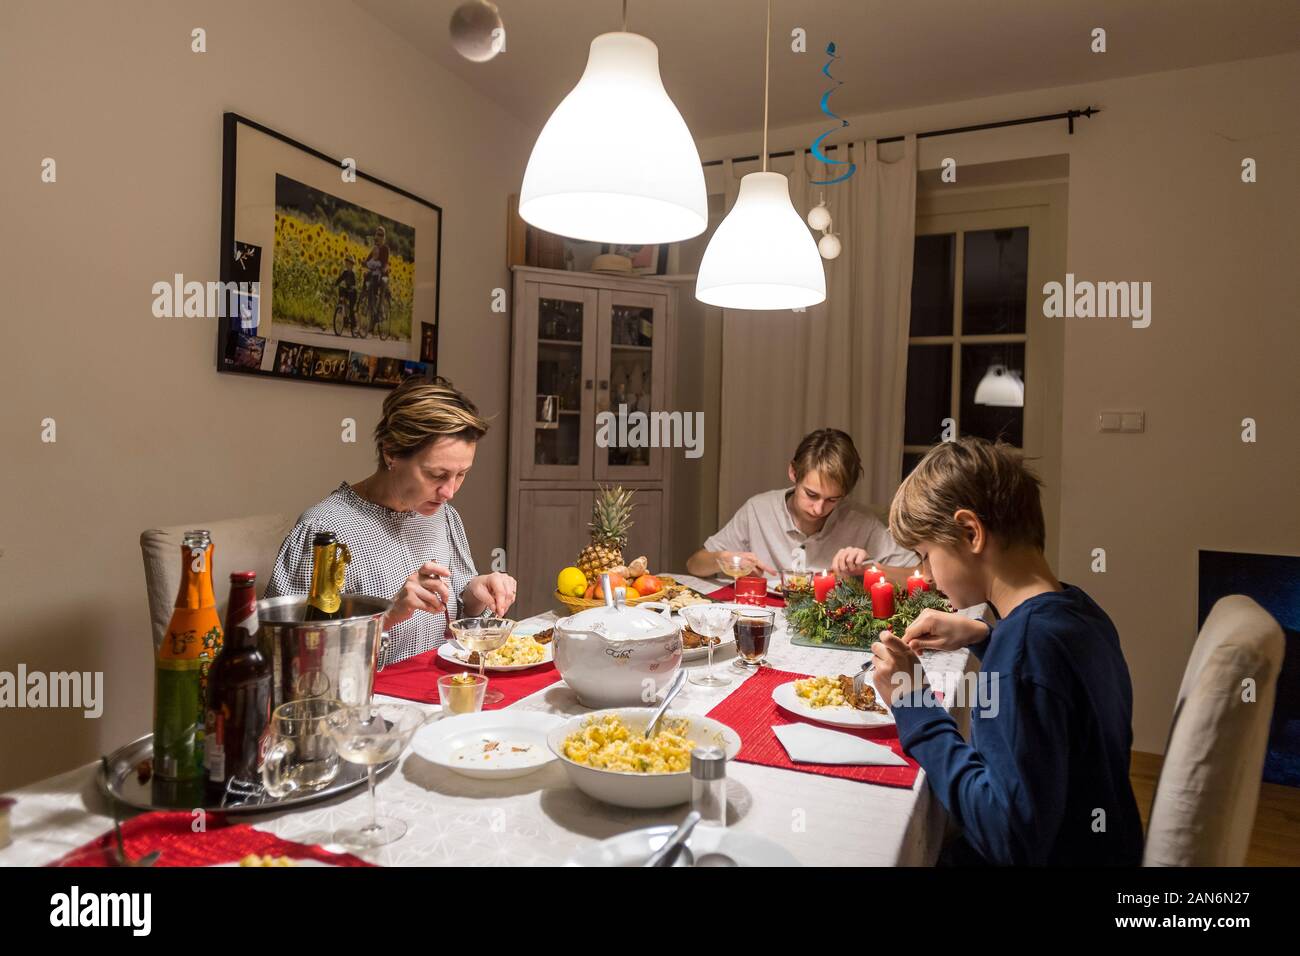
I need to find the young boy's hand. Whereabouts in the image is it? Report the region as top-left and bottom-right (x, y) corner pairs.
(902, 609), (991, 653)
(871, 631), (926, 706)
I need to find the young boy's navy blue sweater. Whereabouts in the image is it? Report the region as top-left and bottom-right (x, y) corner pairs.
(891, 584), (1144, 866)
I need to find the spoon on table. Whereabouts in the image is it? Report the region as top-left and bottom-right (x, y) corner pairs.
(644, 670), (688, 739)
(643, 811), (700, 867)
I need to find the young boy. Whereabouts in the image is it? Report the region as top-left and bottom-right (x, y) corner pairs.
(684, 428), (916, 582)
(873, 438), (1143, 866)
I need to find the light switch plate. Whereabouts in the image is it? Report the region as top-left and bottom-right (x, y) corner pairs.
(1120, 411), (1145, 433)
(1098, 412), (1122, 432)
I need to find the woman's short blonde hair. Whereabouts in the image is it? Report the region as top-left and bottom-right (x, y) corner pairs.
(373, 376), (489, 467)
(791, 429), (863, 496)
(889, 438), (1045, 551)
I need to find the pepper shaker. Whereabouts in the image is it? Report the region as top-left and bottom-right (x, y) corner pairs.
(691, 745), (727, 829)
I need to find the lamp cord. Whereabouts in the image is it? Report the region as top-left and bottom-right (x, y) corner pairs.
(622, 0), (628, 31)
(762, 0), (771, 171)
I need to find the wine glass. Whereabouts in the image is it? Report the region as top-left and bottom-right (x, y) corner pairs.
(716, 553), (755, 582)
(682, 604), (737, 688)
(449, 616), (515, 705)
(324, 701), (426, 848)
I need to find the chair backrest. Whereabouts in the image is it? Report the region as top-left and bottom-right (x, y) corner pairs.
(141, 513), (297, 650)
(1143, 594), (1284, 866)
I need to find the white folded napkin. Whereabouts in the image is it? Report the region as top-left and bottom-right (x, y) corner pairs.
(773, 723), (907, 766)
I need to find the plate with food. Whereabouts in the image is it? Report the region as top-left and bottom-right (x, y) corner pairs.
(438, 628), (554, 672)
(772, 675), (894, 728)
(412, 710), (565, 780)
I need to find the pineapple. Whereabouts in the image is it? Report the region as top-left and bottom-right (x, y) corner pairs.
(578, 486), (635, 579)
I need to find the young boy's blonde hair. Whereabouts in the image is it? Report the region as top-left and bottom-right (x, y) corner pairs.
(791, 429), (863, 495)
(889, 438), (1045, 551)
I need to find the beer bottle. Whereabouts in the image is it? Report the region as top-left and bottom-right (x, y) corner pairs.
(304, 531), (351, 621)
(154, 530), (224, 781)
(204, 571), (272, 803)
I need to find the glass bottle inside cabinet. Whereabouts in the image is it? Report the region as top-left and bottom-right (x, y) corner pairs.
(606, 304), (655, 468)
(535, 297), (584, 467)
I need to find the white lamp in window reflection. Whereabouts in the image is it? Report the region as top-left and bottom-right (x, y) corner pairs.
(518, 27), (707, 244)
(695, 0), (825, 310)
(973, 365), (1025, 407)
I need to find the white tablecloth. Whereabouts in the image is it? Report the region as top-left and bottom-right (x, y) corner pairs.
(0, 575), (977, 867)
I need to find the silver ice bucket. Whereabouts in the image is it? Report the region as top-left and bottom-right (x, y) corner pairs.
(257, 594), (393, 710)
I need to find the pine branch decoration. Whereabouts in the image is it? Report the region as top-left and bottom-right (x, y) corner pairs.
(785, 577), (951, 648)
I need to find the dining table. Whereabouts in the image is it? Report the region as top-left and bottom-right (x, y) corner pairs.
(0, 574), (981, 867)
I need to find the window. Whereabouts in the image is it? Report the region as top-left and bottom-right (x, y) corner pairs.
(902, 225), (1030, 479)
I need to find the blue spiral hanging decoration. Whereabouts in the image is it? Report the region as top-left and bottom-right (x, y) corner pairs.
(809, 42), (856, 186)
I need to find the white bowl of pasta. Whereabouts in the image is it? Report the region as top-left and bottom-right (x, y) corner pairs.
(547, 707), (741, 809)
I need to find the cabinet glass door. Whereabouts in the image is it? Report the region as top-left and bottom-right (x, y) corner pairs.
(595, 289), (668, 481)
(521, 283), (596, 480)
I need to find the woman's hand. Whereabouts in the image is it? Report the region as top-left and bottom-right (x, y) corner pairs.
(901, 609), (991, 653)
(831, 547), (873, 576)
(871, 630), (926, 706)
(387, 561), (451, 628)
(462, 572), (518, 618)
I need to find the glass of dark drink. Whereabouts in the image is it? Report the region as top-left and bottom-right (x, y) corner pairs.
(732, 607), (775, 669)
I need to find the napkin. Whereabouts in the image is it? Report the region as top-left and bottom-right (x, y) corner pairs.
(773, 723), (908, 766)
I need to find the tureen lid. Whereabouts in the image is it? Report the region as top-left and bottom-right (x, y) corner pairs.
(558, 591), (676, 642)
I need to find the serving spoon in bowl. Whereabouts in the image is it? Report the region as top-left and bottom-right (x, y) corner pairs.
(644, 669), (688, 739)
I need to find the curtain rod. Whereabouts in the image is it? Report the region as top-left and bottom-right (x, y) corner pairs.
(700, 106), (1100, 168)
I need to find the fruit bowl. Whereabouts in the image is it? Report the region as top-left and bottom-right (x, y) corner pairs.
(554, 577), (672, 614)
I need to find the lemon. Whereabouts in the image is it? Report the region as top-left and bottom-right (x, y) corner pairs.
(557, 567), (587, 597)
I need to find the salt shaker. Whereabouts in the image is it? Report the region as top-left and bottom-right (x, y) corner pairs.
(691, 746), (727, 829)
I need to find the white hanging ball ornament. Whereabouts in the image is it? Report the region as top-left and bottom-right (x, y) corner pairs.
(818, 233), (842, 260)
(806, 202), (832, 232)
(450, 0), (505, 63)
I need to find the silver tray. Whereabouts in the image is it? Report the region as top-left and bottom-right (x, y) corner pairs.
(98, 733), (395, 816)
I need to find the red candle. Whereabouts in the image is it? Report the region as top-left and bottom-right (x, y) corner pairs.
(906, 569), (930, 598)
(863, 565), (886, 590)
(870, 576), (895, 619)
(813, 572), (836, 603)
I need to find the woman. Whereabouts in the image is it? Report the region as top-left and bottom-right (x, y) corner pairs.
(266, 376), (516, 663)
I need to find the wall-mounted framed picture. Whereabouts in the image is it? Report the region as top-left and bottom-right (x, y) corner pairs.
(218, 113), (441, 388)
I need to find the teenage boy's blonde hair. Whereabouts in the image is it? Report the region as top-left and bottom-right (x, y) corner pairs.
(373, 375), (489, 467)
(889, 438), (1045, 551)
(791, 429), (863, 495)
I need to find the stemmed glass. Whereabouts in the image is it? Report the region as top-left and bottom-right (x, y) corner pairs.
(449, 616), (515, 705)
(717, 553), (756, 583)
(324, 701), (426, 848)
(682, 604), (737, 688)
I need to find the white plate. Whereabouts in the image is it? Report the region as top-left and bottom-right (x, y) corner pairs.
(772, 680), (895, 729)
(411, 710), (565, 779)
(567, 825), (801, 867)
(438, 636), (554, 672)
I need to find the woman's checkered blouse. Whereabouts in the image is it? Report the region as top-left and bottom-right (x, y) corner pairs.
(266, 482), (477, 663)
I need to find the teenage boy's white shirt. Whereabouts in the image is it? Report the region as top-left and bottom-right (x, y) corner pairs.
(703, 487), (917, 573)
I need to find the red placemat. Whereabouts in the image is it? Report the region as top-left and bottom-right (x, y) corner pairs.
(706, 584), (785, 608)
(706, 667), (920, 789)
(48, 811), (374, 867)
(373, 644), (561, 709)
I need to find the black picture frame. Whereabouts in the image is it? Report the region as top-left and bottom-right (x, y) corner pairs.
(217, 112), (442, 389)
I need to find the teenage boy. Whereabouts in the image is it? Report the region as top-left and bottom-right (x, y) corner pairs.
(873, 437), (1143, 866)
(685, 428), (916, 581)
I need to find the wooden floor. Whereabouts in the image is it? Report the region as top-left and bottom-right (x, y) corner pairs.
(1130, 751), (1300, 866)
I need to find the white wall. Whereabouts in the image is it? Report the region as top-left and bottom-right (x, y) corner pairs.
(692, 52), (1300, 753)
(0, 0), (528, 788)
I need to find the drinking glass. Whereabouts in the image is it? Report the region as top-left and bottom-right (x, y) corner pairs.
(324, 701), (426, 848)
(681, 605), (737, 689)
(733, 607), (776, 670)
(449, 617), (515, 705)
(779, 568), (813, 599)
(261, 698), (343, 799)
(716, 553), (755, 582)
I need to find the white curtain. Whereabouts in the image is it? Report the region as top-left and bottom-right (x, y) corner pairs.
(716, 138), (917, 518)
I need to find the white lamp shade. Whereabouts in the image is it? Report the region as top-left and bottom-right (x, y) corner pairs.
(973, 365), (1025, 407)
(518, 32), (707, 244)
(695, 172), (827, 310)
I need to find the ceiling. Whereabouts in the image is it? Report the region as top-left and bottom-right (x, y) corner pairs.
(354, 0), (1300, 146)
